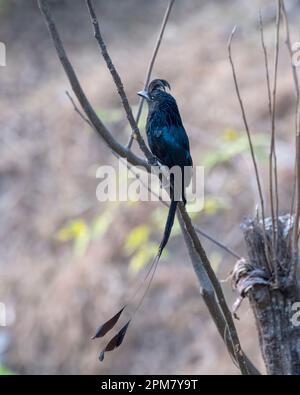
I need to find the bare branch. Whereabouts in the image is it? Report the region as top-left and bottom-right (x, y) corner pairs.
(268, 0), (281, 267)
(66, 90), (93, 127)
(194, 226), (242, 260)
(258, 11), (278, 273)
(259, 12), (272, 121)
(281, 1), (300, 259)
(281, 4), (298, 246)
(127, 0), (175, 149)
(85, 0), (154, 163)
(228, 27), (270, 274)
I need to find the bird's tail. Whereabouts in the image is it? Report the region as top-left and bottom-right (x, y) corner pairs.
(157, 199), (178, 260)
(93, 183), (179, 361)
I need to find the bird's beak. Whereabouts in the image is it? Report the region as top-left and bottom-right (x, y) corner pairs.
(137, 90), (150, 100)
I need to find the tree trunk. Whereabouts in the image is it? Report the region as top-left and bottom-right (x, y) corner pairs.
(233, 215), (300, 375)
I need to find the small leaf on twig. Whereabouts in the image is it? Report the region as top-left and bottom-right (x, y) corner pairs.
(92, 307), (125, 339)
(99, 320), (131, 362)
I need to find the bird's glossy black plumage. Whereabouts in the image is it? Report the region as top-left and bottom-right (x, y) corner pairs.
(143, 79), (192, 171)
(139, 78), (193, 258)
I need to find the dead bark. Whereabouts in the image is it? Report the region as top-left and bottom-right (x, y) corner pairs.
(233, 215), (300, 375)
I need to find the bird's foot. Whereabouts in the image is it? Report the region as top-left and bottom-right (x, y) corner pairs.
(148, 156), (159, 167)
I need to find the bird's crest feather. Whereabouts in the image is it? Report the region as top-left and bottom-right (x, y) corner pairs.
(148, 79), (171, 94)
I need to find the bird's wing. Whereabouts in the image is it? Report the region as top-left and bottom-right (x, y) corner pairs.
(149, 126), (192, 168)
(170, 124), (191, 154)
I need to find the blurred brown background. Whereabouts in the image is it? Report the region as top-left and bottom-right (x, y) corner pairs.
(0, 0), (299, 375)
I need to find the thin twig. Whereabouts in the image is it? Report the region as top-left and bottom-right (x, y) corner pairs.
(268, 0), (281, 275)
(281, 1), (300, 275)
(258, 11), (278, 272)
(85, 0), (154, 163)
(66, 91), (93, 127)
(281, 5), (298, 235)
(127, 0), (175, 149)
(259, 12), (272, 121)
(281, 2), (300, 250)
(228, 27), (270, 274)
(194, 226), (242, 260)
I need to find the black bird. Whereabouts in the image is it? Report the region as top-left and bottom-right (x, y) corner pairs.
(138, 79), (193, 260)
(93, 79), (193, 361)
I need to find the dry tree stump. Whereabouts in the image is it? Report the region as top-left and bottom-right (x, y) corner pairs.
(233, 215), (300, 375)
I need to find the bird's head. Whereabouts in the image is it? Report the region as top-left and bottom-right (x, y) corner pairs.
(137, 79), (171, 104)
